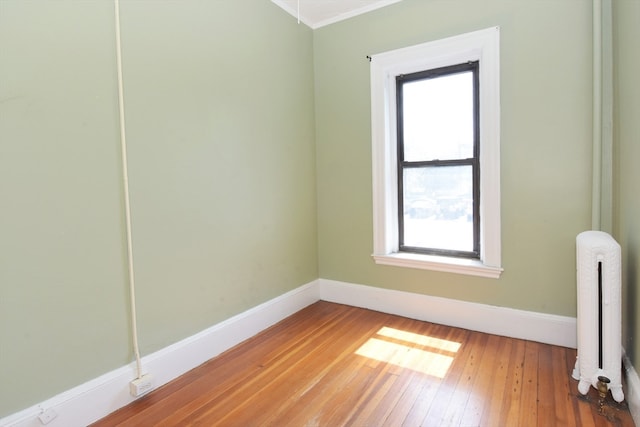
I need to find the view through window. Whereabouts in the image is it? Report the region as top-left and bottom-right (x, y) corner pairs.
(397, 62), (479, 258)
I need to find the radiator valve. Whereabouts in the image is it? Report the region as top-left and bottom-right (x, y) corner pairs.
(597, 375), (610, 414)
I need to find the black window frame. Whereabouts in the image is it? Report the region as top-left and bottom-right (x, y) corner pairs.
(396, 61), (481, 259)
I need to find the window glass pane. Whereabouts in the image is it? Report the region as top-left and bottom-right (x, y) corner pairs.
(402, 72), (474, 162)
(403, 166), (473, 252)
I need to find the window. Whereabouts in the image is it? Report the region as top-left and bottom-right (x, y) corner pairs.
(397, 62), (479, 258)
(370, 27), (502, 278)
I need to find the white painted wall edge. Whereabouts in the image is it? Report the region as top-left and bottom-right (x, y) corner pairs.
(3, 278), (638, 426)
(0, 280), (320, 427)
(319, 278), (577, 348)
(623, 349), (640, 426)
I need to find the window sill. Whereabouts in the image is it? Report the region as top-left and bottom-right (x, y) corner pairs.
(372, 252), (503, 278)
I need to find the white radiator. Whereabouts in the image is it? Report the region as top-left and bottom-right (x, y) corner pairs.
(572, 230), (624, 402)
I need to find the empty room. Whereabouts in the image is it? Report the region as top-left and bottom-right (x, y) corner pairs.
(1, 0), (639, 426)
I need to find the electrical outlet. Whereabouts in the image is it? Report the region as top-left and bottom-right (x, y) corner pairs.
(38, 408), (57, 425)
(130, 373), (154, 397)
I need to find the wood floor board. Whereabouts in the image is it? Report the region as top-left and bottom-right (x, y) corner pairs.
(500, 338), (527, 425)
(382, 372), (431, 426)
(435, 329), (488, 427)
(479, 336), (513, 426)
(395, 323), (462, 426)
(519, 339), (541, 426)
(379, 320), (450, 426)
(419, 331), (470, 425)
(456, 333), (502, 426)
(91, 301), (635, 427)
(551, 346), (577, 427)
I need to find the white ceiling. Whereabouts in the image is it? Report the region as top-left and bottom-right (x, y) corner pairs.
(271, 0), (403, 29)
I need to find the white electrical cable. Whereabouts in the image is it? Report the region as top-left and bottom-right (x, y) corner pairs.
(114, 0), (143, 380)
(592, 0), (602, 231)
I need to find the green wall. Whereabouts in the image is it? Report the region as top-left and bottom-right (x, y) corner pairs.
(614, 0), (640, 369)
(314, 0), (592, 316)
(0, 0), (316, 416)
(2, 0), (638, 420)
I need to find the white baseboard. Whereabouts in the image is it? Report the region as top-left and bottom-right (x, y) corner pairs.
(623, 350), (640, 426)
(319, 278), (577, 348)
(0, 280), (320, 427)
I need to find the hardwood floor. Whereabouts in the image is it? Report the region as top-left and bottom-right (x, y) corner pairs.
(92, 301), (634, 426)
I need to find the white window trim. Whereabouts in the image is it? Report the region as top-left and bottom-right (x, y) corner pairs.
(370, 27), (502, 279)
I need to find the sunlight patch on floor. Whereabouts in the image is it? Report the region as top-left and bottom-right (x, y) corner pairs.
(377, 326), (462, 352)
(355, 327), (461, 378)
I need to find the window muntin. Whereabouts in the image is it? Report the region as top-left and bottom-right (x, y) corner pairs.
(397, 62), (480, 258)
